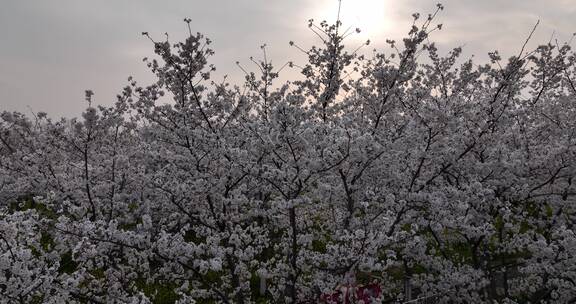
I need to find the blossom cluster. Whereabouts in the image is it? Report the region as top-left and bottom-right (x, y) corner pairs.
(1, 6), (576, 304)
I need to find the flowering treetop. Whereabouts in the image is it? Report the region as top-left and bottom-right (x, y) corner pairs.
(1, 2), (576, 303)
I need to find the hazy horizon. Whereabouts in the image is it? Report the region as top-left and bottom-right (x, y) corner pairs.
(1, 0), (574, 118)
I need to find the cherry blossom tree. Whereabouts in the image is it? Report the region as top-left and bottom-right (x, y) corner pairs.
(2, 3), (576, 303)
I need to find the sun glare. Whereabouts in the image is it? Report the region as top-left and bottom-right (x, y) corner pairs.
(311, 0), (392, 40)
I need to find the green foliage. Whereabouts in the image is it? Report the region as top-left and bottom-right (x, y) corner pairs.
(40, 231), (55, 252)
(184, 229), (206, 244)
(29, 295), (45, 304)
(134, 278), (180, 304)
(58, 251), (79, 274)
(9, 195), (56, 219)
(89, 268), (106, 279)
(204, 270), (223, 285)
(312, 239), (327, 253)
(249, 272), (271, 303)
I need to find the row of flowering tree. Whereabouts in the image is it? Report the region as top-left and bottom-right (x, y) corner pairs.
(2, 3), (576, 303)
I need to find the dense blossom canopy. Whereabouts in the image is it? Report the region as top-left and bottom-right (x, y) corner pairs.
(2, 5), (576, 303)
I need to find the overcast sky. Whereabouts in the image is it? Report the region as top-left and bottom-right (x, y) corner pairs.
(1, 0), (574, 118)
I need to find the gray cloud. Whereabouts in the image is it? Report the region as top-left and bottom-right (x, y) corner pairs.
(0, 0), (574, 117)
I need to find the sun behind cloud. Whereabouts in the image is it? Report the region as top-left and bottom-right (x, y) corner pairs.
(309, 0), (393, 40)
